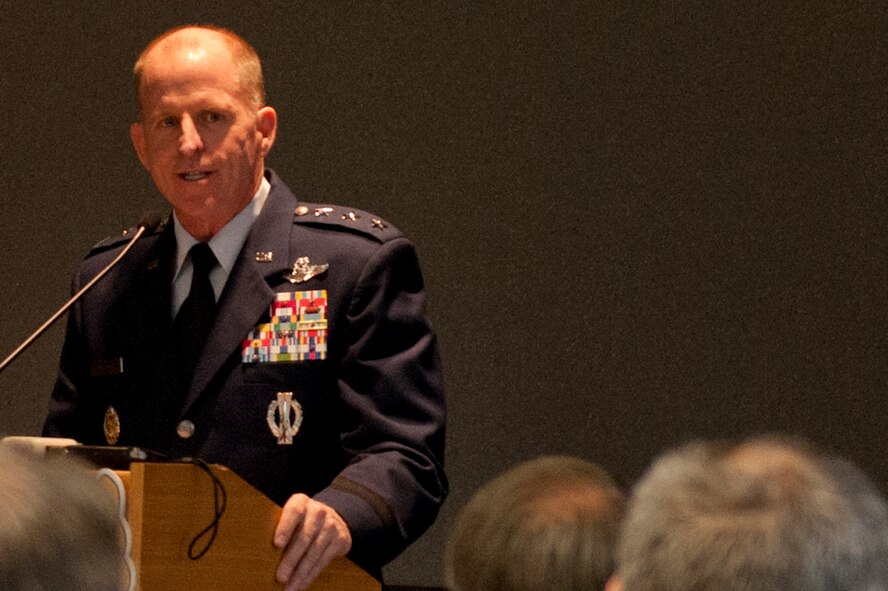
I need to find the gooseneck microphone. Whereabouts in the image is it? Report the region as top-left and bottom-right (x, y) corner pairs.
(0, 212), (165, 374)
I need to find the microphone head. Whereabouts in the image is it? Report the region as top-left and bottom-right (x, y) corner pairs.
(137, 212), (165, 232)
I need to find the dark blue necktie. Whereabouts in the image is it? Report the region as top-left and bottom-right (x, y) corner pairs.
(174, 243), (217, 389)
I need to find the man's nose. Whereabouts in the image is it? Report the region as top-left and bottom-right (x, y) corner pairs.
(178, 115), (204, 154)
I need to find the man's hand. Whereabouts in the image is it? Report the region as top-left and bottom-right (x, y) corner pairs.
(274, 494), (353, 591)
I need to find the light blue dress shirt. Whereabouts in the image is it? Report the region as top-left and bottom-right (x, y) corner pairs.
(170, 177), (270, 317)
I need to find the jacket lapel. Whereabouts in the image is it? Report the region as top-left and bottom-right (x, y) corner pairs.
(181, 174), (297, 413)
(124, 223), (176, 368)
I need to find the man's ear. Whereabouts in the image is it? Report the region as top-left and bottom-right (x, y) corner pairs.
(256, 106), (278, 156)
(605, 575), (624, 591)
(130, 123), (148, 169)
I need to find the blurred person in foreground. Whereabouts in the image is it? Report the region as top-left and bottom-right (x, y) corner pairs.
(608, 435), (888, 591)
(445, 456), (626, 591)
(0, 445), (124, 591)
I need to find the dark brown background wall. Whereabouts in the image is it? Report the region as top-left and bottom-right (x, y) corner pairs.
(1, 2), (886, 586)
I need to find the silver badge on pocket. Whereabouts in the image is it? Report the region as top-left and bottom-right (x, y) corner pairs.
(267, 392), (303, 445)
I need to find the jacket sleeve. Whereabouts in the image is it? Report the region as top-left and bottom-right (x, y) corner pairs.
(312, 236), (447, 568)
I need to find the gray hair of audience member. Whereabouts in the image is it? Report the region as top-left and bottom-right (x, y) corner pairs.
(445, 455), (626, 591)
(0, 446), (123, 591)
(613, 436), (888, 591)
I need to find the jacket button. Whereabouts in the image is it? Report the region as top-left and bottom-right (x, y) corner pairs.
(176, 420), (195, 439)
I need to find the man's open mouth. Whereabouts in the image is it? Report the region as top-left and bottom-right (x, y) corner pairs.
(180, 171), (210, 181)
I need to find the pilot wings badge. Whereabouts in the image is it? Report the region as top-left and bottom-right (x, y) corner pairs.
(285, 257), (329, 284)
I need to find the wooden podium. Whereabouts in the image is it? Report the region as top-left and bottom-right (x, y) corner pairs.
(103, 461), (381, 591)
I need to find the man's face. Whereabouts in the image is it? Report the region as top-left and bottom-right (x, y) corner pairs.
(130, 35), (276, 240)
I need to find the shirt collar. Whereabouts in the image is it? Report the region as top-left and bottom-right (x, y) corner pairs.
(172, 176), (271, 280)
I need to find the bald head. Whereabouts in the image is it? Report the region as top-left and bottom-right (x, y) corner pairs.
(134, 25), (265, 117)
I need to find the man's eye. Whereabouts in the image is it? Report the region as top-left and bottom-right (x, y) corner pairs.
(206, 112), (222, 122)
(159, 118), (178, 128)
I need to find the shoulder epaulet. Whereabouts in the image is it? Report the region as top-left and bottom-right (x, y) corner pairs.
(292, 203), (403, 243)
(86, 217), (169, 257)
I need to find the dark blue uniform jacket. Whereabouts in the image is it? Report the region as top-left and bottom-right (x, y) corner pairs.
(43, 170), (447, 573)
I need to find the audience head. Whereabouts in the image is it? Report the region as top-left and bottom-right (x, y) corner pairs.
(611, 435), (888, 591)
(445, 455), (626, 591)
(0, 445), (124, 591)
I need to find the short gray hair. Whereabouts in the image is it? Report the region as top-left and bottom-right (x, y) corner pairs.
(0, 446), (124, 591)
(616, 436), (888, 591)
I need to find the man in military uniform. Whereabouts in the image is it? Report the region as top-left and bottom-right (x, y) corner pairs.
(43, 25), (446, 591)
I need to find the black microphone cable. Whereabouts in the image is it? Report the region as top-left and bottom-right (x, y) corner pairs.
(62, 445), (229, 561)
(183, 457), (228, 560)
